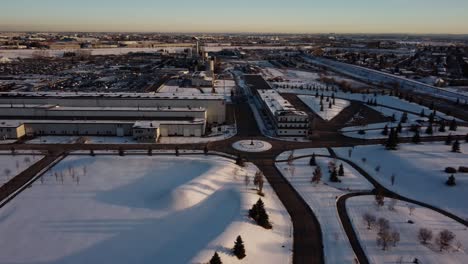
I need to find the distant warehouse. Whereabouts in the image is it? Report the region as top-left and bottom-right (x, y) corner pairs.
(0, 92), (227, 142)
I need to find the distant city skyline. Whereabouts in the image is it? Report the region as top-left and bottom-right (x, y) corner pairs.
(1, 0), (468, 34)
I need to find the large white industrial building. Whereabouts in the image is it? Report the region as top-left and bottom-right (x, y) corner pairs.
(0, 92), (226, 142)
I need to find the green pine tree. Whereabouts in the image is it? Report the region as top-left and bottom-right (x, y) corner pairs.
(309, 153), (316, 166)
(209, 252), (222, 264)
(452, 140), (461, 153)
(233, 236), (246, 259)
(338, 164), (345, 176)
(412, 130), (421, 144)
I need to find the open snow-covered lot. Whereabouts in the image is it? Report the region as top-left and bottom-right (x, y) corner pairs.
(347, 195), (468, 264)
(276, 155), (373, 263)
(335, 142), (468, 219)
(298, 95), (350, 121)
(0, 155), (291, 264)
(0, 154), (43, 187)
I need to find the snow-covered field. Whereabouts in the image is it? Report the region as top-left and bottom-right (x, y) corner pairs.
(0, 155), (292, 264)
(343, 125), (468, 140)
(0, 154), (43, 186)
(298, 95), (350, 121)
(347, 195), (468, 264)
(278, 88), (462, 122)
(334, 142), (468, 219)
(276, 155), (373, 263)
(275, 148), (329, 161)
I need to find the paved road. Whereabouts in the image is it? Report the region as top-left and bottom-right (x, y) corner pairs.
(0, 94), (467, 264)
(0, 151), (64, 208)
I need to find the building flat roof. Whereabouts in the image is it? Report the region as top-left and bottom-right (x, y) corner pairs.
(258, 90), (307, 117)
(0, 92), (225, 101)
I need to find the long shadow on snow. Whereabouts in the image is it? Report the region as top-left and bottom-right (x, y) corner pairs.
(42, 188), (241, 264)
(95, 159), (213, 211)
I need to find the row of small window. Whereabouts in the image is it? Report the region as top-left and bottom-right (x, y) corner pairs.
(36, 131), (113, 135)
(278, 118), (309, 122)
(278, 130), (307, 134)
(134, 129), (154, 134)
(277, 124), (308, 128)
(0, 128), (12, 132)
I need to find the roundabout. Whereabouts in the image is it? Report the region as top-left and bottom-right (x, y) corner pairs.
(232, 139), (272, 153)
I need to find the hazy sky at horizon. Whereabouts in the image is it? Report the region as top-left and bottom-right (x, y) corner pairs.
(1, 0), (467, 34)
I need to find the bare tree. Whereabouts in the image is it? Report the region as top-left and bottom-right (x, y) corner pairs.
(456, 241), (463, 251)
(244, 175), (250, 189)
(375, 192), (385, 207)
(254, 171), (264, 194)
(377, 229), (393, 250)
(391, 231), (400, 247)
(287, 151), (294, 166)
(408, 205), (416, 216)
(377, 218), (390, 234)
(311, 166), (322, 184)
(4, 168), (11, 178)
(363, 213), (377, 230)
(436, 230), (456, 251)
(387, 198), (397, 211)
(418, 228), (433, 244)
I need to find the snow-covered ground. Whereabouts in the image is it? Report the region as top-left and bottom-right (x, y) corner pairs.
(278, 88), (462, 122)
(276, 155), (373, 263)
(0, 154), (43, 187)
(275, 148), (329, 161)
(0, 155), (292, 264)
(347, 195), (468, 264)
(343, 124), (468, 140)
(298, 95), (350, 121)
(334, 142), (468, 219)
(27, 136), (80, 144)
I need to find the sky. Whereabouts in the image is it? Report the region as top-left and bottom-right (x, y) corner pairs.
(1, 0), (467, 34)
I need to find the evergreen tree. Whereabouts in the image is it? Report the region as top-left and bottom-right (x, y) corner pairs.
(175, 146), (179, 156)
(309, 153), (316, 166)
(452, 140), (461, 153)
(330, 169), (340, 182)
(204, 145), (209, 155)
(412, 130), (421, 144)
(382, 125), (389, 136)
(148, 147), (153, 156)
(449, 119), (458, 131)
(465, 133), (468, 143)
(396, 122), (403, 133)
(400, 112), (408, 123)
(338, 163), (345, 176)
(446, 175), (456, 186)
(249, 199), (272, 229)
(385, 128), (399, 150)
(232, 236), (246, 259)
(89, 149), (95, 156)
(428, 113), (435, 124)
(320, 104), (324, 112)
(420, 109), (425, 117)
(439, 121), (446, 132)
(329, 101), (332, 109)
(445, 134), (453, 145)
(209, 252), (222, 264)
(425, 124), (433, 135)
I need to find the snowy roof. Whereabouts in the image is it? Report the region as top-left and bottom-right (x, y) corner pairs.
(0, 104), (206, 112)
(0, 92), (225, 101)
(258, 90), (307, 117)
(133, 118), (205, 129)
(0, 120), (24, 128)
